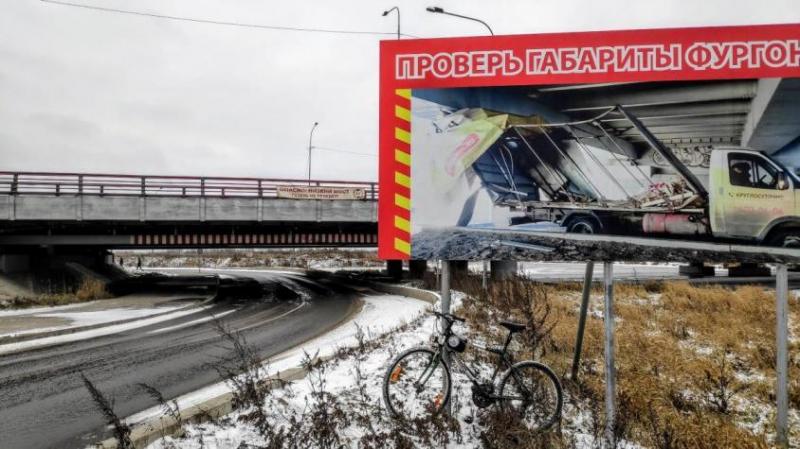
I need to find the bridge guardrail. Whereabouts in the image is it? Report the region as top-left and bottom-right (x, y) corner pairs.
(0, 172), (379, 200)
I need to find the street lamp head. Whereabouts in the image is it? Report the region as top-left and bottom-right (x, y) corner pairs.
(425, 6), (493, 35)
(382, 7), (401, 40)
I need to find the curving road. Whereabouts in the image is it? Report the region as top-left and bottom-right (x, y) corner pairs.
(0, 270), (360, 449)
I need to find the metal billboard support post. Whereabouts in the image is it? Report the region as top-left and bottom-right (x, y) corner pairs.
(603, 261), (616, 449)
(775, 264), (789, 449)
(482, 260), (488, 290)
(440, 260), (452, 415)
(571, 261), (595, 380)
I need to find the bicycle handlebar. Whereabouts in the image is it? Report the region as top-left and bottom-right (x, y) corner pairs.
(433, 311), (465, 323)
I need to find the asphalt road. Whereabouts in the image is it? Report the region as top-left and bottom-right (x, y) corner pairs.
(0, 270), (360, 449)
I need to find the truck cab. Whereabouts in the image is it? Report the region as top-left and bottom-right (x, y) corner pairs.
(709, 148), (800, 246)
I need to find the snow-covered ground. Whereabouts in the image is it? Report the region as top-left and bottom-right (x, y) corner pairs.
(121, 250), (383, 272)
(0, 294), (204, 340)
(0, 303), (215, 355)
(142, 291), (622, 449)
(129, 293), (430, 431)
(0, 306), (185, 338)
(144, 293), (446, 449)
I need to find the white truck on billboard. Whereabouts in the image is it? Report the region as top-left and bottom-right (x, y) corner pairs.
(417, 104), (800, 248)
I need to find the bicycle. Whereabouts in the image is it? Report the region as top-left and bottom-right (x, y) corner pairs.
(382, 311), (563, 432)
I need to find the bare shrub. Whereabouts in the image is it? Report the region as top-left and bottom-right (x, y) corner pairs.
(698, 348), (748, 414)
(80, 372), (132, 449)
(211, 319), (276, 429)
(76, 278), (109, 301)
(138, 383), (184, 438)
(300, 352), (350, 449)
(477, 405), (572, 449)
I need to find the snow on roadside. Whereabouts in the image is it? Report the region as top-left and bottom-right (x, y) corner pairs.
(128, 293), (431, 429)
(0, 306), (188, 338)
(145, 293), (441, 449)
(0, 301), (99, 317)
(0, 304), (215, 355)
(143, 289), (607, 449)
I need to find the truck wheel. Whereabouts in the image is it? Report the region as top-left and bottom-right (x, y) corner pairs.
(567, 217), (599, 234)
(769, 230), (800, 248)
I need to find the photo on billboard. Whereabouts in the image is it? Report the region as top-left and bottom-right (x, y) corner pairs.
(406, 79), (800, 260)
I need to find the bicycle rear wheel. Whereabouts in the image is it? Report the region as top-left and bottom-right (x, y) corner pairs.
(498, 361), (563, 432)
(383, 347), (451, 420)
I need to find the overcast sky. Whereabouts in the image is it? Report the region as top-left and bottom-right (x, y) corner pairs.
(2, 0), (799, 181)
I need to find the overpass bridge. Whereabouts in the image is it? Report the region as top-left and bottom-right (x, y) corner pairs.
(0, 171), (378, 250)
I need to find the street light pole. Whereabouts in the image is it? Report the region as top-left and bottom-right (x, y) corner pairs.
(382, 7), (401, 40)
(425, 6), (494, 35)
(307, 121), (318, 185)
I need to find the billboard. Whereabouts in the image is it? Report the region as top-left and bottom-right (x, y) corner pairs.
(378, 24), (800, 261)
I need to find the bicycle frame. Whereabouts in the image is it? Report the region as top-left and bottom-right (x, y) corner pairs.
(417, 319), (529, 402)
(386, 313), (562, 430)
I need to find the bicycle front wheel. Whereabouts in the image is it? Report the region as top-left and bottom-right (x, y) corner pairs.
(383, 347), (451, 421)
(498, 361), (563, 432)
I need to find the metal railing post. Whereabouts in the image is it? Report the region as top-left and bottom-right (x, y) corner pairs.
(200, 178), (205, 197)
(140, 177), (146, 196)
(77, 175), (83, 195)
(10, 173), (18, 194)
(440, 260), (452, 415)
(572, 261), (595, 380)
(481, 260), (488, 290)
(776, 264), (789, 448)
(258, 180), (263, 197)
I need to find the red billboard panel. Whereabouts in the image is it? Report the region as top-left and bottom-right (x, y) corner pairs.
(379, 24), (800, 261)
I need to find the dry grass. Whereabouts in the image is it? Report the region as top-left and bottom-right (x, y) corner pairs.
(451, 275), (799, 448)
(75, 278), (109, 301)
(0, 277), (110, 309)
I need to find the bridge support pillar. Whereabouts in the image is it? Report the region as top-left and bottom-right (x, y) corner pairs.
(386, 259), (403, 281)
(490, 260), (517, 280)
(408, 260), (427, 279)
(678, 262), (714, 278)
(0, 254), (31, 274)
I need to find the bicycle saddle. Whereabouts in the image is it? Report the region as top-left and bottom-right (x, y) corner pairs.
(500, 320), (527, 333)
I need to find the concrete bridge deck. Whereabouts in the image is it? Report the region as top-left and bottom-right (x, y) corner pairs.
(0, 172), (378, 248)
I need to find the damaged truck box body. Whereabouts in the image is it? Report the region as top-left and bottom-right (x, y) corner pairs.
(467, 104), (800, 248)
